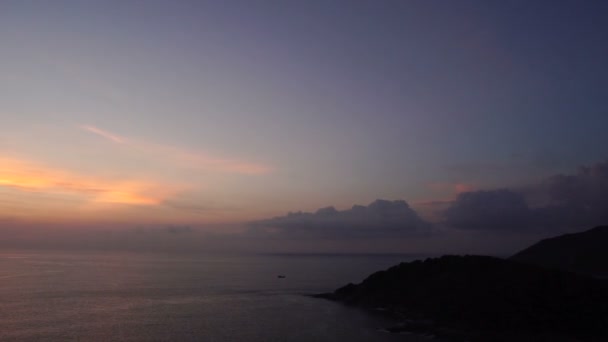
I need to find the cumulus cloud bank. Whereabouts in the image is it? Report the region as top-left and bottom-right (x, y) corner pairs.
(250, 199), (432, 239)
(443, 160), (608, 231)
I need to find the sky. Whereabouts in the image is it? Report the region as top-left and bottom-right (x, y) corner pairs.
(1, 1), (607, 254)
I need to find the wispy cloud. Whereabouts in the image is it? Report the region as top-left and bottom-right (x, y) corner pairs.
(80, 125), (126, 144)
(0, 157), (175, 205)
(80, 124), (273, 175)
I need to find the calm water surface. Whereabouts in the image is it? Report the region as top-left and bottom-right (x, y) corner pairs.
(0, 251), (433, 341)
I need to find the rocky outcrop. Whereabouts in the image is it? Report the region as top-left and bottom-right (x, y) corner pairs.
(316, 255), (608, 341)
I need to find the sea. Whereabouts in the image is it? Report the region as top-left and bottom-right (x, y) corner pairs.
(0, 251), (434, 341)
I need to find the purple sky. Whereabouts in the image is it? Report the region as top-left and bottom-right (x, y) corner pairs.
(1, 1), (607, 253)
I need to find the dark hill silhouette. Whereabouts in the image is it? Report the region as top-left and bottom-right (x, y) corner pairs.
(315, 255), (608, 341)
(511, 225), (608, 277)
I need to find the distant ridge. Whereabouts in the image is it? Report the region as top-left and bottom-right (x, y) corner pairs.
(510, 225), (608, 277)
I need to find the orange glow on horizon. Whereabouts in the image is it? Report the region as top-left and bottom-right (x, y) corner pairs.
(0, 157), (173, 206)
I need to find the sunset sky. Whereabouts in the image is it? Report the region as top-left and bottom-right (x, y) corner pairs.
(1, 1), (607, 253)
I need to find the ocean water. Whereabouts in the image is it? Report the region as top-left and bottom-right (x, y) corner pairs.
(0, 251), (432, 341)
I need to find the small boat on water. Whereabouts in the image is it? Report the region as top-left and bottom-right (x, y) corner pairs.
(277, 275), (286, 279)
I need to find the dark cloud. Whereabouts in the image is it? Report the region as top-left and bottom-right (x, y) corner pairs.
(443, 160), (608, 231)
(249, 199), (432, 239)
(541, 162), (608, 207)
(444, 189), (531, 230)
